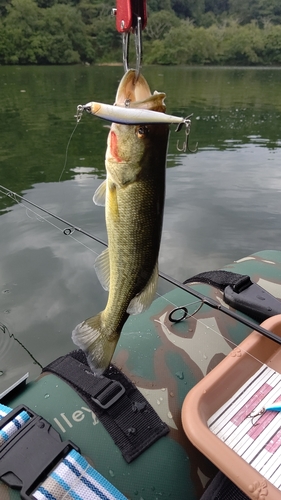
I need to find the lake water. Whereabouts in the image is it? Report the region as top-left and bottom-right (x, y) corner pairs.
(0, 65), (281, 390)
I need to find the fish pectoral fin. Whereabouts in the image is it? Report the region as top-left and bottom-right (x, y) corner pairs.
(127, 263), (158, 315)
(94, 248), (110, 290)
(93, 180), (106, 206)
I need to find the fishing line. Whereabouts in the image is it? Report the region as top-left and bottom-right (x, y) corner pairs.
(157, 305), (268, 370)
(23, 204), (100, 257)
(0, 185), (106, 249)
(155, 282), (268, 374)
(24, 206), (43, 222)
(0, 188), (100, 258)
(160, 271), (281, 346)
(0, 185), (278, 373)
(0, 184), (279, 348)
(0, 193), (269, 407)
(155, 291), (202, 311)
(153, 288), (271, 372)
(58, 120), (80, 182)
(0, 322), (43, 369)
(155, 292), (204, 322)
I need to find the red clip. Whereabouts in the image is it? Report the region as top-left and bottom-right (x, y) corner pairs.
(115, 0), (147, 33)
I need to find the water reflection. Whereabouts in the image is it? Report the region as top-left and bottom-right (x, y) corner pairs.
(0, 66), (281, 388)
(1, 66), (281, 198)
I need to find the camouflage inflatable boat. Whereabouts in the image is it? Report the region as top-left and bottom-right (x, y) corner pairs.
(1, 250), (281, 500)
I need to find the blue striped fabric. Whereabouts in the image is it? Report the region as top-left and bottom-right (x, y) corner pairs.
(0, 403), (127, 500)
(34, 449), (127, 500)
(0, 403), (30, 446)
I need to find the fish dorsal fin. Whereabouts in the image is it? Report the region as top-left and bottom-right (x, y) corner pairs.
(93, 180), (106, 206)
(127, 92), (166, 113)
(127, 263), (158, 315)
(94, 248), (110, 291)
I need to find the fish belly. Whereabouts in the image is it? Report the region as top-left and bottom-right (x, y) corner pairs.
(104, 176), (164, 331)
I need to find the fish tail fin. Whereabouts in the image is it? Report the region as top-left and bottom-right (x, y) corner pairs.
(72, 313), (118, 375)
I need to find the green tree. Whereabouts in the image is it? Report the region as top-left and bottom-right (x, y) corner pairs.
(0, 0), (43, 63)
(171, 0), (205, 22)
(147, 0), (172, 13)
(220, 21), (264, 64)
(42, 3), (94, 62)
(0, 0), (94, 63)
(1, 0), (281, 65)
(0, 0), (9, 16)
(262, 24), (281, 63)
(143, 10), (180, 41)
(78, 1), (110, 25)
(145, 20), (217, 64)
(205, 0), (229, 16)
(88, 15), (121, 61)
(229, 0), (281, 25)
(4, 0), (42, 33)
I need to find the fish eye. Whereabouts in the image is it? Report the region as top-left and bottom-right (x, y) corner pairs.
(136, 126), (149, 139)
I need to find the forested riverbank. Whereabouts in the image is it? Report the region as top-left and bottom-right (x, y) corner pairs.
(0, 0), (281, 65)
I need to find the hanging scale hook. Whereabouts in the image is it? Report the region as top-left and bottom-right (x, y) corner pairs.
(112, 0), (147, 81)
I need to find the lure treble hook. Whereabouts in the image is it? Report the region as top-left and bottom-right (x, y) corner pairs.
(248, 400), (281, 426)
(248, 408), (266, 426)
(176, 115), (198, 153)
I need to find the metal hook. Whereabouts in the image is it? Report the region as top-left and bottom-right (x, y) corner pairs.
(248, 408), (265, 426)
(122, 16), (142, 81)
(122, 32), (129, 73)
(176, 115), (198, 153)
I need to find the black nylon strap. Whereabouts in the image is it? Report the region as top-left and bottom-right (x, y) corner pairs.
(200, 471), (249, 500)
(184, 270), (252, 292)
(42, 350), (169, 463)
(183, 269), (281, 322)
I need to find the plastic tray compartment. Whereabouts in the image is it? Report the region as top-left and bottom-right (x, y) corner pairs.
(182, 314), (281, 500)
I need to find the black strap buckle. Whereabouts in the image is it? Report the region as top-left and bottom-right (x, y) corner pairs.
(0, 405), (79, 500)
(43, 352), (170, 463)
(91, 379), (125, 409)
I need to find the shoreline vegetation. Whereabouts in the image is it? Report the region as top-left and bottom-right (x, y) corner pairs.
(0, 0), (281, 65)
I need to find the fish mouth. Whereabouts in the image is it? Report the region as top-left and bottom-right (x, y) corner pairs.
(115, 70), (152, 106)
(114, 70), (166, 113)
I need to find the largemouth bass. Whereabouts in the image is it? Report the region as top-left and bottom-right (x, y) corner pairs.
(72, 70), (170, 375)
